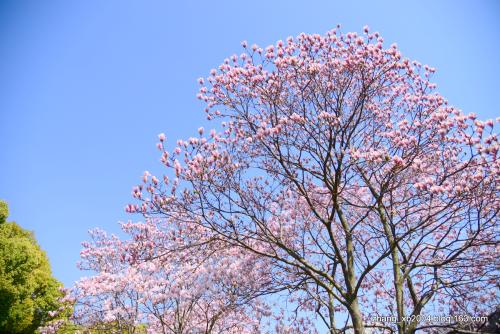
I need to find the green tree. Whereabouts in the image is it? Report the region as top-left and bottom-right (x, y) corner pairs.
(0, 200), (64, 333)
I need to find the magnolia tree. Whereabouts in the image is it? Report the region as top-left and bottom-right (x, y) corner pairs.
(74, 225), (276, 333)
(41, 223), (288, 333)
(43, 26), (499, 334)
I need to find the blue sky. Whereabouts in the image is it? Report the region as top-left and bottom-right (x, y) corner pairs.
(1, 0), (499, 287)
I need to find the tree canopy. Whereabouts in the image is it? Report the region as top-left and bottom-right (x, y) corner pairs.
(0, 200), (66, 333)
(44, 27), (498, 334)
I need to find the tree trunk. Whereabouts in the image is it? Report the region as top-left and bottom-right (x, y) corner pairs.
(349, 298), (366, 334)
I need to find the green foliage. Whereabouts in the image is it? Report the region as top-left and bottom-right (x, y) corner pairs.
(40, 322), (148, 334)
(82, 322), (148, 334)
(0, 200), (65, 333)
(0, 201), (8, 224)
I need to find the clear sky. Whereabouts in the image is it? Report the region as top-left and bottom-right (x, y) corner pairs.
(1, 0), (499, 287)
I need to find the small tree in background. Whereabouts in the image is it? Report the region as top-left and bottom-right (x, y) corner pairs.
(0, 200), (67, 333)
(64, 27), (498, 334)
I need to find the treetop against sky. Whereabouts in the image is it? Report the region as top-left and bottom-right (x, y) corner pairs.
(0, 2), (498, 332)
(38, 24), (499, 333)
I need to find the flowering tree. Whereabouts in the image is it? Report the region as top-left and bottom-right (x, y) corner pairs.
(46, 27), (498, 334)
(41, 223), (284, 334)
(73, 223), (280, 334)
